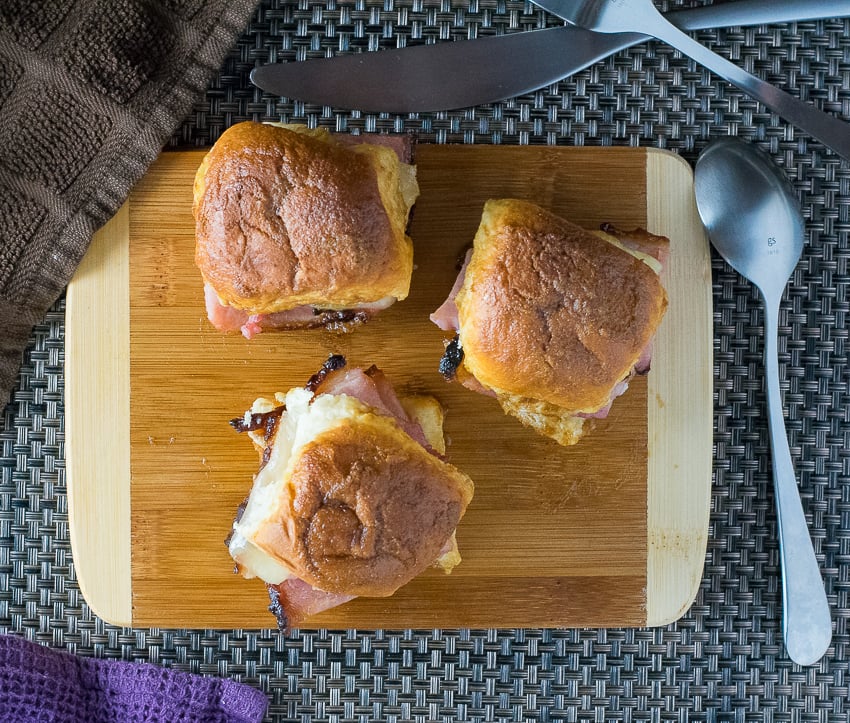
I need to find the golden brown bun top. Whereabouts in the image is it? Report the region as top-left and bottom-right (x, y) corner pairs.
(456, 199), (668, 413)
(194, 122), (417, 313)
(252, 408), (474, 597)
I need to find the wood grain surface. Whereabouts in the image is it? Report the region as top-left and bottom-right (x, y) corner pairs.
(65, 144), (713, 629)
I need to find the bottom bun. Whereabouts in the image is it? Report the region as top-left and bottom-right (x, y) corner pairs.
(496, 393), (588, 446)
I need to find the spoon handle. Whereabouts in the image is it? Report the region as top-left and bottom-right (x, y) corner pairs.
(763, 299), (832, 665)
(647, 18), (850, 161)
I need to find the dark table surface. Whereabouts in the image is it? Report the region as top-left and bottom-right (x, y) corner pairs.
(2, 1), (849, 720)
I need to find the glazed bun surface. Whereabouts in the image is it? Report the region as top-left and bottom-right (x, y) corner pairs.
(456, 199), (668, 414)
(194, 122), (417, 313)
(239, 391), (473, 598)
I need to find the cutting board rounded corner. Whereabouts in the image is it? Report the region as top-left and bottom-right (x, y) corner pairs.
(649, 575), (704, 628)
(644, 146), (694, 172)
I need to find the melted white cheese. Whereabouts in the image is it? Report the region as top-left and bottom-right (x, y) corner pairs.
(227, 389), (370, 584)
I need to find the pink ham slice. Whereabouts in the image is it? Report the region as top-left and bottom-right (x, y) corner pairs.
(634, 342), (653, 374)
(430, 249), (472, 332)
(459, 372), (497, 398)
(204, 283), (249, 333)
(204, 283), (395, 339)
(204, 283), (317, 336)
(267, 577), (356, 630)
(578, 336), (655, 420)
(240, 307), (330, 338)
(313, 365), (433, 450)
(576, 379), (630, 419)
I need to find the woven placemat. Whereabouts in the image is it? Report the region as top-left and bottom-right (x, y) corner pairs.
(3, 1), (850, 720)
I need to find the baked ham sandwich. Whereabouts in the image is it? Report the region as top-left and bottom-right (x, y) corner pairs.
(431, 198), (669, 446)
(194, 122), (419, 338)
(226, 355), (474, 629)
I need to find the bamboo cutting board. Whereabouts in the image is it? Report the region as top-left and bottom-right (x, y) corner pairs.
(65, 145), (712, 630)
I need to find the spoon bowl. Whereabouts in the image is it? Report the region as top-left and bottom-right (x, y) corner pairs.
(695, 138), (831, 666)
(695, 139), (804, 298)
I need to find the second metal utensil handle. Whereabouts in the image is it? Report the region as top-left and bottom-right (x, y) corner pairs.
(667, 0), (850, 30)
(763, 298), (832, 666)
(649, 16), (850, 161)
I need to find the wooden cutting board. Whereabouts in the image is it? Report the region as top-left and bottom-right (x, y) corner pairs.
(65, 145), (712, 630)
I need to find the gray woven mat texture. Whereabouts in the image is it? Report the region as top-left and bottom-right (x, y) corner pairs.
(3, 0), (849, 720)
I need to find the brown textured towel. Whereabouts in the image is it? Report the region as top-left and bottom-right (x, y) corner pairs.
(0, 0), (260, 412)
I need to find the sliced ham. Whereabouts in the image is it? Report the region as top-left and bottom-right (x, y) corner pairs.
(204, 283), (247, 333)
(240, 307), (326, 339)
(267, 578), (356, 631)
(204, 283), (316, 336)
(576, 344), (654, 420)
(431, 252), (498, 397)
(634, 342), (653, 375)
(576, 379), (630, 419)
(458, 366), (497, 398)
(267, 533), (458, 632)
(203, 283), (396, 339)
(266, 537), (455, 631)
(430, 249), (472, 332)
(313, 365), (433, 450)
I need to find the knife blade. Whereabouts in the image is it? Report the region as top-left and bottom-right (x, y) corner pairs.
(250, 0), (850, 112)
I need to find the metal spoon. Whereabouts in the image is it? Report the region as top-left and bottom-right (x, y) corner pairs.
(694, 137), (831, 666)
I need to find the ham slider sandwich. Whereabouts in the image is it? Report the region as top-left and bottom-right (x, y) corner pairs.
(226, 355), (475, 629)
(194, 122), (419, 338)
(431, 199), (669, 446)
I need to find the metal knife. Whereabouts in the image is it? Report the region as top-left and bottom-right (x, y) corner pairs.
(250, 0), (850, 112)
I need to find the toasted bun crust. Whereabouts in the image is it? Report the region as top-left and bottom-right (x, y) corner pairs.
(194, 122), (417, 313)
(400, 394), (447, 455)
(497, 393), (588, 446)
(456, 199), (668, 413)
(250, 399), (474, 597)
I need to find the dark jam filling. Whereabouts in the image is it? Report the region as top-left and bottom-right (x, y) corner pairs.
(223, 496), (251, 550)
(312, 308), (368, 323)
(229, 405), (285, 469)
(309, 308), (369, 332)
(229, 406), (285, 435)
(439, 336), (464, 380)
(267, 584), (288, 632)
(305, 353), (348, 393)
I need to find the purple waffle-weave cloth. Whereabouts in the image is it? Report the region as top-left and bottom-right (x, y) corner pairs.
(0, 0), (260, 416)
(0, 634), (269, 723)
